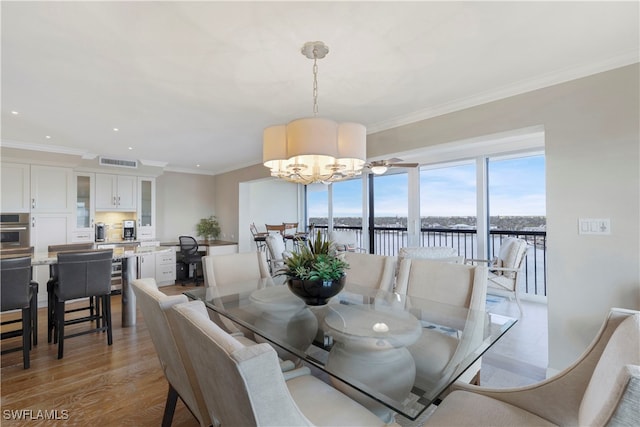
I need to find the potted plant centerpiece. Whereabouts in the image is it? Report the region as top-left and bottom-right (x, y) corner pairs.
(279, 230), (349, 306)
(196, 215), (221, 243)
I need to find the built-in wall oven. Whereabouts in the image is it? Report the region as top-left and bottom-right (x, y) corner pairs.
(0, 213), (30, 249)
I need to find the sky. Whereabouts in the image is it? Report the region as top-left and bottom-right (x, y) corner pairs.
(308, 154), (546, 218)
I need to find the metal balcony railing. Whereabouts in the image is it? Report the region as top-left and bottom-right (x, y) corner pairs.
(311, 224), (547, 298)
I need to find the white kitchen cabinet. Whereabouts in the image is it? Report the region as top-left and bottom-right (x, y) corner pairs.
(1, 162), (30, 212)
(95, 174), (137, 211)
(155, 249), (176, 286)
(139, 252), (156, 279)
(30, 165), (73, 213)
(31, 213), (72, 306)
(137, 177), (155, 239)
(71, 172), (95, 243)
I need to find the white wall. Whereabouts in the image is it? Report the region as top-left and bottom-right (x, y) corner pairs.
(238, 178), (299, 252)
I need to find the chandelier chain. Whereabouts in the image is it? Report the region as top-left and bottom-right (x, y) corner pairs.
(312, 48), (319, 116)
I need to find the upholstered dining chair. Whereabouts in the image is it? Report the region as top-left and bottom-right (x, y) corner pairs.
(265, 234), (292, 273)
(398, 246), (463, 263)
(395, 258), (488, 389)
(1, 256), (37, 369)
(201, 251), (271, 294)
(423, 308), (640, 427)
(170, 300), (390, 427)
(130, 278), (211, 427)
(52, 250), (113, 359)
(466, 237), (528, 316)
(340, 252), (397, 292)
(329, 230), (366, 253)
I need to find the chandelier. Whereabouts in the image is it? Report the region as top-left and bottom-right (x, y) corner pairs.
(263, 41), (366, 185)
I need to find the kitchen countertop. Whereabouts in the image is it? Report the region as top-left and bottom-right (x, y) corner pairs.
(30, 246), (173, 266)
(159, 240), (237, 247)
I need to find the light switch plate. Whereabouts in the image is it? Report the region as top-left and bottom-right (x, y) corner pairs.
(578, 218), (611, 235)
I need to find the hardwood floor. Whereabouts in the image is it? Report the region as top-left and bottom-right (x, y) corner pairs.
(1, 284), (201, 426)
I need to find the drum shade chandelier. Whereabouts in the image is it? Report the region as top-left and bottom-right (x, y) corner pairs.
(263, 41), (366, 185)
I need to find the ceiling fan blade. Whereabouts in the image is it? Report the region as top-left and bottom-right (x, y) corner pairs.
(388, 162), (419, 168)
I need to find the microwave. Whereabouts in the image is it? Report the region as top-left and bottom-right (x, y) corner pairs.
(0, 213), (30, 249)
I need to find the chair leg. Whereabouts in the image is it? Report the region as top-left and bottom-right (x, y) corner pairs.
(21, 307), (31, 369)
(514, 291), (524, 318)
(47, 286), (55, 343)
(104, 295), (113, 346)
(95, 296), (101, 329)
(30, 288), (38, 347)
(56, 299), (65, 359)
(161, 384), (179, 427)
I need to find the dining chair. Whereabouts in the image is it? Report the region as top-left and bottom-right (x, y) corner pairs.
(47, 242), (96, 343)
(1, 256), (37, 369)
(398, 246), (463, 263)
(340, 252), (397, 292)
(466, 237), (528, 316)
(329, 230), (366, 253)
(170, 300), (389, 427)
(130, 278), (211, 427)
(52, 249), (113, 359)
(423, 308), (640, 427)
(201, 252), (271, 293)
(395, 258), (488, 388)
(265, 234), (291, 273)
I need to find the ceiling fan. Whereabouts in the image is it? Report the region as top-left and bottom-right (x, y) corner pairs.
(365, 158), (419, 175)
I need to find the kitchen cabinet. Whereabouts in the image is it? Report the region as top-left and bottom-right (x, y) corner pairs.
(31, 213), (72, 306)
(71, 172), (95, 243)
(30, 165), (74, 213)
(155, 249), (176, 286)
(137, 177), (155, 239)
(95, 174), (137, 211)
(1, 162), (30, 212)
(139, 252), (156, 279)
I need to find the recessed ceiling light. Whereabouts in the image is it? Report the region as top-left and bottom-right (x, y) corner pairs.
(196, 164), (201, 167)
(113, 127), (119, 132)
(11, 111), (19, 115)
(45, 135), (51, 139)
(128, 147), (133, 150)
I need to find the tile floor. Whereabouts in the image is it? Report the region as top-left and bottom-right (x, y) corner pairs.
(481, 295), (549, 387)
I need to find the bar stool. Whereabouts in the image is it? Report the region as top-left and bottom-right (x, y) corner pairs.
(250, 223), (267, 252)
(1, 256), (38, 369)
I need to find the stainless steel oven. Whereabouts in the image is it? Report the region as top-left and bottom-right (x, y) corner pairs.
(0, 213), (30, 249)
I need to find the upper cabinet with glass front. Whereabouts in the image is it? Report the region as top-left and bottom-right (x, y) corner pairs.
(137, 177), (156, 239)
(71, 172), (95, 243)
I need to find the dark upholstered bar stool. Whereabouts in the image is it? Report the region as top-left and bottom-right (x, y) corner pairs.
(52, 250), (113, 359)
(1, 256), (38, 369)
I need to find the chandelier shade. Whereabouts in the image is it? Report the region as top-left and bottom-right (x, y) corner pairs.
(263, 41), (366, 185)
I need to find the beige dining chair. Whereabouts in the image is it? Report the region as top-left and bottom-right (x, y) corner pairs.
(329, 230), (366, 253)
(265, 234), (292, 273)
(201, 252), (271, 294)
(423, 308), (640, 427)
(170, 299), (390, 427)
(340, 252), (397, 292)
(130, 278), (211, 427)
(395, 258), (488, 389)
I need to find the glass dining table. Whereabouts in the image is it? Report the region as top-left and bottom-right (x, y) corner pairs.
(185, 279), (517, 422)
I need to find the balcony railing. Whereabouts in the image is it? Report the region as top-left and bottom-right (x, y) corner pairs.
(311, 224), (547, 298)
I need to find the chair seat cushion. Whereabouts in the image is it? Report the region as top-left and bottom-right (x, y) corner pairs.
(286, 375), (386, 427)
(423, 390), (557, 427)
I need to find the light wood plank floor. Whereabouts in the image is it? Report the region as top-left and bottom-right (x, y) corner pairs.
(1, 284), (201, 427)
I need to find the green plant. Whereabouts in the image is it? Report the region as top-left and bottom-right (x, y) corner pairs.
(196, 215), (221, 240)
(279, 230), (348, 281)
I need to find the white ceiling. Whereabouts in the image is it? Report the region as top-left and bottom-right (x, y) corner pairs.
(1, 1), (638, 175)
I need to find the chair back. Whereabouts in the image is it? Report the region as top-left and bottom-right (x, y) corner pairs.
(396, 258), (488, 310)
(201, 252), (271, 293)
(342, 252), (397, 292)
(494, 237), (528, 278)
(131, 278), (210, 427)
(282, 222), (298, 236)
(579, 311), (640, 426)
(171, 300), (313, 427)
(56, 250), (113, 301)
(179, 236), (199, 256)
(1, 256), (32, 311)
(399, 246), (461, 262)
(329, 230), (362, 252)
(265, 224), (285, 235)
(265, 234), (288, 269)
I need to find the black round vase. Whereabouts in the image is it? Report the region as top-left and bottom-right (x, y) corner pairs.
(287, 275), (346, 306)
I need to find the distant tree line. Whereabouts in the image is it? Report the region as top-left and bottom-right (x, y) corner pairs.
(310, 216), (546, 231)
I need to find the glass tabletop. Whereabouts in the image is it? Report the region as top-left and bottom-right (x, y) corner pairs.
(185, 279), (516, 421)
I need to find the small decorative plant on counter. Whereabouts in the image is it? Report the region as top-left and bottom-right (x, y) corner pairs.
(196, 215), (221, 242)
(278, 230), (349, 305)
